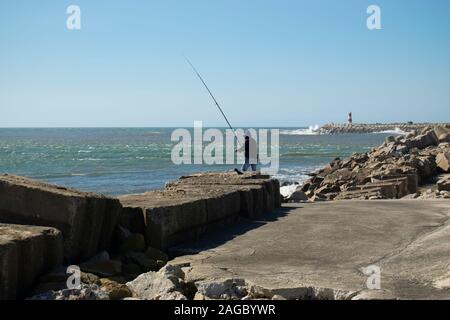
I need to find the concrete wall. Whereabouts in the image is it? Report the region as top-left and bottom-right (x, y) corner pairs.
(0, 174), (122, 263)
(0, 223), (63, 300)
(119, 172), (281, 250)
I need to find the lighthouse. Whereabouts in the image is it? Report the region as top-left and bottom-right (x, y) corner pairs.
(348, 112), (353, 124)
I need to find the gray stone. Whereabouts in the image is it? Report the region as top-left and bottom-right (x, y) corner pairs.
(286, 189), (309, 202)
(28, 284), (109, 300)
(125, 265), (185, 300)
(195, 278), (247, 299)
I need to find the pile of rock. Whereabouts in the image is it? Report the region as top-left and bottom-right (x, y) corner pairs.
(285, 126), (450, 202)
(319, 123), (450, 135)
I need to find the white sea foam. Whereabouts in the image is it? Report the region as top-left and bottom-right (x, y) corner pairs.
(280, 125), (320, 136)
(372, 127), (409, 135)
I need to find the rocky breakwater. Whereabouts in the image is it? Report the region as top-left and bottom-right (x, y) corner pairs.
(319, 123), (450, 135)
(0, 172), (280, 300)
(286, 126), (450, 202)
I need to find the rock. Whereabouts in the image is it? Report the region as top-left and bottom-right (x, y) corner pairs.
(434, 126), (449, 138)
(158, 264), (185, 280)
(125, 265), (185, 300)
(271, 294), (288, 300)
(0, 224), (63, 300)
(407, 131), (439, 150)
(79, 259), (122, 277)
(285, 189), (308, 203)
(28, 284), (109, 300)
(310, 194), (326, 202)
(351, 289), (397, 300)
(402, 193), (419, 199)
(195, 278), (247, 299)
(194, 292), (207, 300)
(156, 291), (187, 300)
(436, 152), (450, 172)
(145, 247), (169, 263)
(439, 133), (450, 143)
(417, 156), (438, 179)
(385, 136), (396, 143)
(396, 145), (409, 155)
(32, 282), (68, 295)
(81, 272), (100, 285)
(98, 278), (132, 300)
(118, 233), (146, 255)
(315, 184), (340, 195)
(437, 176), (450, 192)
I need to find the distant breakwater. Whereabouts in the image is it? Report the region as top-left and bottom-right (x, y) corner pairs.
(319, 123), (450, 135)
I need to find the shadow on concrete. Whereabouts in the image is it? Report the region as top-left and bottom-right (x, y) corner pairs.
(169, 206), (300, 257)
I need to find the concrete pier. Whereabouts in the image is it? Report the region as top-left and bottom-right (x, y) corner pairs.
(171, 200), (450, 300)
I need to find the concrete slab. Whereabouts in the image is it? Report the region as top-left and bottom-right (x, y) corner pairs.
(0, 223), (63, 300)
(170, 200), (450, 299)
(119, 172), (280, 250)
(0, 174), (122, 262)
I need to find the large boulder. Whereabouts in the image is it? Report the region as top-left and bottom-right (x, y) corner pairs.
(437, 176), (450, 192)
(406, 131), (439, 150)
(439, 133), (450, 143)
(285, 188), (308, 202)
(195, 278), (247, 300)
(436, 152), (450, 172)
(126, 265), (186, 300)
(0, 174), (122, 263)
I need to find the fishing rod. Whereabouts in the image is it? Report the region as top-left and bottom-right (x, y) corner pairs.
(184, 56), (242, 147)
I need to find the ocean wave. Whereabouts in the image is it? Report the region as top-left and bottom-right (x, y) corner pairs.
(372, 127), (409, 135)
(280, 183), (299, 198)
(280, 125), (320, 136)
(77, 158), (103, 161)
(281, 152), (342, 157)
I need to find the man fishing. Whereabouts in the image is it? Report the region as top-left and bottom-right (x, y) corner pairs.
(185, 57), (258, 172)
(236, 130), (257, 172)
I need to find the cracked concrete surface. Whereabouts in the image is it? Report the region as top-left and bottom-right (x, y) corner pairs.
(170, 200), (450, 299)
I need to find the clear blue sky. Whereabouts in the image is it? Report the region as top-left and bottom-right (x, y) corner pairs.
(1, 0), (449, 127)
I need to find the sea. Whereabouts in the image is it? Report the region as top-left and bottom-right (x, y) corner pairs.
(0, 127), (407, 197)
